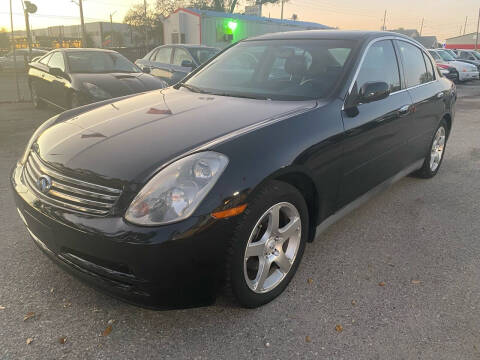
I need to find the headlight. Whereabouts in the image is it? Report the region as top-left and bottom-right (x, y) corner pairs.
(20, 114), (59, 164)
(125, 152), (229, 226)
(84, 82), (111, 99)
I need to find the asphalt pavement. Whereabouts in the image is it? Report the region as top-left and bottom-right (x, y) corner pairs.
(1, 82), (480, 359)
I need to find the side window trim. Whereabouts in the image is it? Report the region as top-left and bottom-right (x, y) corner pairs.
(149, 49), (158, 61)
(422, 51), (436, 81)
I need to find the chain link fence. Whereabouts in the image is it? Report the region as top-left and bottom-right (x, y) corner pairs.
(0, 71), (31, 103)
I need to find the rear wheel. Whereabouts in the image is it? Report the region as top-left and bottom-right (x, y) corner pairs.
(225, 180), (308, 308)
(413, 119), (448, 178)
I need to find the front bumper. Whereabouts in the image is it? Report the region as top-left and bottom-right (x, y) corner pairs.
(458, 71), (480, 81)
(11, 163), (236, 309)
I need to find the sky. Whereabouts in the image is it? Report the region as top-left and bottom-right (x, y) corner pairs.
(1, 0), (479, 41)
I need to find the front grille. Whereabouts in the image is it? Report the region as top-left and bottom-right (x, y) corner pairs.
(23, 151), (122, 216)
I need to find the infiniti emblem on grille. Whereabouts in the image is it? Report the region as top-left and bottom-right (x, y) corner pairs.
(36, 175), (52, 194)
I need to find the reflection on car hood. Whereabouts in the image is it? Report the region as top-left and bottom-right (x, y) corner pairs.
(75, 72), (165, 97)
(36, 88), (316, 185)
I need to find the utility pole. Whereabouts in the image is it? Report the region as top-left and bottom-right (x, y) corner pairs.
(9, 0), (21, 101)
(109, 11), (116, 48)
(280, 0), (284, 20)
(382, 10), (387, 31)
(420, 18), (424, 36)
(475, 8), (480, 50)
(463, 16), (468, 35)
(75, 0), (87, 47)
(144, 0), (148, 51)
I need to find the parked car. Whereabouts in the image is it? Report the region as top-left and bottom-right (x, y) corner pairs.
(456, 49), (480, 66)
(428, 49), (479, 82)
(28, 48), (167, 110)
(436, 48), (480, 72)
(12, 31), (456, 309)
(135, 44), (220, 85)
(0, 48), (47, 71)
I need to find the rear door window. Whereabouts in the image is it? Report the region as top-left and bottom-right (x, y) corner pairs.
(422, 52), (435, 82)
(397, 41), (429, 87)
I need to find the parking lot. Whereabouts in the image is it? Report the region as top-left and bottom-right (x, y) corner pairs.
(1, 78), (480, 359)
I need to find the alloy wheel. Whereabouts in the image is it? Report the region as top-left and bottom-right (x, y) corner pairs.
(430, 126), (446, 172)
(243, 202), (302, 294)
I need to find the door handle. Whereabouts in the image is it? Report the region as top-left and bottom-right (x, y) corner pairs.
(436, 92), (445, 99)
(398, 104), (411, 116)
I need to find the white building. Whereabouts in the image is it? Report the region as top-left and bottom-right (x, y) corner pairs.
(162, 8), (332, 49)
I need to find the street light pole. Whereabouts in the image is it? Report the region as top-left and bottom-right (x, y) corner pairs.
(475, 8), (480, 50)
(9, 0), (21, 101)
(110, 11), (116, 48)
(78, 0), (87, 47)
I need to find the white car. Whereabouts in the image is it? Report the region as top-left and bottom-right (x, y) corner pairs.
(428, 49), (479, 82)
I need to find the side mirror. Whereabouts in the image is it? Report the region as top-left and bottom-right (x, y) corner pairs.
(49, 67), (64, 78)
(181, 60), (195, 69)
(358, 81), (390, 104)
(142, 66), (151, 74)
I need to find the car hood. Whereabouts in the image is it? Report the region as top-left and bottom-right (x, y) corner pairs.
(35, 88), (316, 185)
(75, 72), (165, 97)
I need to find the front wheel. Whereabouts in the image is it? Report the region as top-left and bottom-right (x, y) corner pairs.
(225, 180), (309, 308)
(413, 119), (448, 178)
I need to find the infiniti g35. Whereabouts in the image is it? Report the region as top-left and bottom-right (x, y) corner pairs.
(12, 31), (456, 308)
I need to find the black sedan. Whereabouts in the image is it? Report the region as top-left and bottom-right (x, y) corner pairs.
(135, 44), (219, 85)
(28, 48), (167, 110)
(12, 31), (456, 309)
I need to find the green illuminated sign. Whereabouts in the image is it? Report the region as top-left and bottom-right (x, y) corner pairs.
(227, 21), (238, 32)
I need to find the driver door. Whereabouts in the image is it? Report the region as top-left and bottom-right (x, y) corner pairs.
(337, 39), (414, 208)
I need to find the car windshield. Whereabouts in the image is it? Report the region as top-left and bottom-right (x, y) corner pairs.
(471, 51), (480, 60)
(437, 50), (456, 61)
(183, 39), (356, 101)
(437, 50), (455, 61)
(444, 49), (458, 58)
(67, 51), (141, 73)
(189, 48), (220, 64)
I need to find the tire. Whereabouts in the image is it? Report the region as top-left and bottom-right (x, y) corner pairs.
(413, 119), (449, 179)
(30, 83), (45, 109)
(225, 180), (309, 308)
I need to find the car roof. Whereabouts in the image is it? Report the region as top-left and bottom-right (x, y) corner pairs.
(157, 44), (218, 50)
(245, 30), (415, 42)
(56, 48), (117, 53)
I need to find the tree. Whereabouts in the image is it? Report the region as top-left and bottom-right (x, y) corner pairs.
(123, 3), (160, 46)
(291, 13), (298, 21)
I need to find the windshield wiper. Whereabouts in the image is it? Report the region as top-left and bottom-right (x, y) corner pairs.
(176, 83), (207, 93)
(209, 92), (270, 100)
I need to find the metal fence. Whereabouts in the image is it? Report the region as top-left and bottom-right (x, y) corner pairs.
(0, 72), (31, 103)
